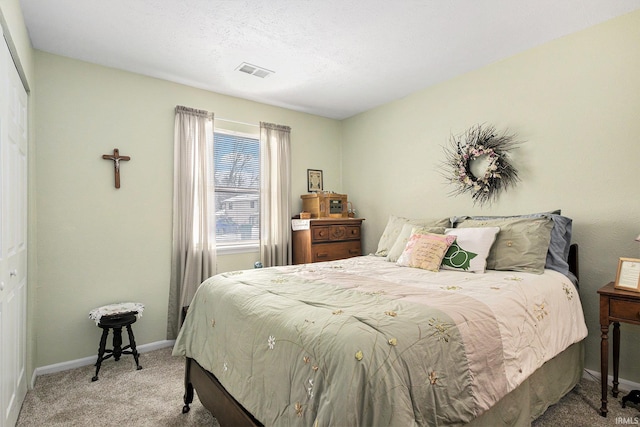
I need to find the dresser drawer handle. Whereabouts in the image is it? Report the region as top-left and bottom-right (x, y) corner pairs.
(348, 249), (360, 254)
(317, 253), (328, 258)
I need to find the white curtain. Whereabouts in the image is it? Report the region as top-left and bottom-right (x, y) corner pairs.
(167, 106), (216, 339)
(260, 122), (292, 267)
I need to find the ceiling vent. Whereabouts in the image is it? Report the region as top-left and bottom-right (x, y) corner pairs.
(236, 62), (274, 78)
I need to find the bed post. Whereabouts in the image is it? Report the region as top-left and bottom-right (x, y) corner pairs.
(568, 243), (579, 283)
(182, 357), (194, 413)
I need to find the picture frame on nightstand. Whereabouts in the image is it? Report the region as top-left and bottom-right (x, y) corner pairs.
(614, 257), (640, 292)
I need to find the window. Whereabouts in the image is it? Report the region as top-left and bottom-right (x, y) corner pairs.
(213, 130), (260, 248)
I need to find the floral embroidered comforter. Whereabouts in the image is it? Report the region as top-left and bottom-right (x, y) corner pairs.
(172, 256), (587, 426)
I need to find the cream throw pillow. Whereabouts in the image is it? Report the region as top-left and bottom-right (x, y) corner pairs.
(397, 233), (456, 272)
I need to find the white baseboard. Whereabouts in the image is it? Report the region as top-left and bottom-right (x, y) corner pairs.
(584, 368), (640, 391)
(30, 340), (175, 388)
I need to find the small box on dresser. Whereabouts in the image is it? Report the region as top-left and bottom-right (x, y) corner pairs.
(292, 218), (364, 264)
(300, 193), (349, 218)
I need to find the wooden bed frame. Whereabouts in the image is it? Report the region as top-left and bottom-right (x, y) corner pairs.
(182, 357), (261, 425)
(181, 244), (580, 426)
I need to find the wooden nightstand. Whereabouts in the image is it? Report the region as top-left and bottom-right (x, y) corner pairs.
(292, 218), (364, 264)
(598, 282), (640, 416)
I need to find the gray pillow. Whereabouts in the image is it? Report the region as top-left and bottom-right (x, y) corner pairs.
(375, 215), (450, 257)
(457, 217), (554, 274)
(386, 224), (446, 262)
(452, 210), (573, 278)
(545, 215), (573, 278)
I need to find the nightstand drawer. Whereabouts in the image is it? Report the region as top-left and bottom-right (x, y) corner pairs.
(312, 241), (361, 262)
(610, 299), (640, 323)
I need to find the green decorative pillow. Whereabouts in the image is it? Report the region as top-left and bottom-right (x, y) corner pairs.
(443, 241), (477, 270)
(386, 224), (446, 262)
(457, 218), (553, 274)
(397, 233), (456, 272)
(441, 227), (500, 273)
(374, 215), (450, 257)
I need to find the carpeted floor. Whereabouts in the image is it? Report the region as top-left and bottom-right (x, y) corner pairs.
(17, 346), (217, 426)
(532, 372), (640, 426)
(16, 346), (640, 426)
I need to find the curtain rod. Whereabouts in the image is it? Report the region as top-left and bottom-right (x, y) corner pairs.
(214, 117), (259, 128)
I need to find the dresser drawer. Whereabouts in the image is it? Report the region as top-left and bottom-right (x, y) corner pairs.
(312, 241), (361, 262)
(343, 226), (361, 240)
(610, 299), (640, 323)
(312, 225), (360, 242)
(312, 226), (331, 241)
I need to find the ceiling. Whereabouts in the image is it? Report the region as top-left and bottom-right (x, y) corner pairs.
(19, 1), (640, 120)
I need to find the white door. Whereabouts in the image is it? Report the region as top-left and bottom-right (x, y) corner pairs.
(0, 32), (28, 427)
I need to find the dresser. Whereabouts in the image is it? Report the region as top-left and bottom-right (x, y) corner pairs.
(292, 218), (364, 264)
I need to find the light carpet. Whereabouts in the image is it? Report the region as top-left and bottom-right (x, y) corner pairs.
(16, 346), (640, 426)
(17, 347), (217, 426)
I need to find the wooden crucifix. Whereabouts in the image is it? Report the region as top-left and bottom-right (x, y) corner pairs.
(102, 148), (130, 189)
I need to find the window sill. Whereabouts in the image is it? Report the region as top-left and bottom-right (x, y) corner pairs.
(216, 243), (259, 255)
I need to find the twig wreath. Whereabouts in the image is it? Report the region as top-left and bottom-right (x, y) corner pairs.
(442, 124), (521, 206)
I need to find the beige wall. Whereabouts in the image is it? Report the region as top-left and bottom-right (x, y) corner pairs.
(342, 10), (640, 382)
(33, 51), (343, 366)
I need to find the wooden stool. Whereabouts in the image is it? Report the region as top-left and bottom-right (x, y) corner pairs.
(89, 302), (144, 381)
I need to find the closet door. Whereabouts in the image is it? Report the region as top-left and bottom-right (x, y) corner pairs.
(0, 32), (28, 427)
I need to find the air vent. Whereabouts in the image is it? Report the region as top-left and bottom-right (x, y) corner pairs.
(236, 62), (274, 78)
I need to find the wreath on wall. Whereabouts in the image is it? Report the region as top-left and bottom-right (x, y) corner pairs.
(442, 124), (521, 206)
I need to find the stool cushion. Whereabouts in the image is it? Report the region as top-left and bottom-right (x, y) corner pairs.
(89, 302), (144, 325)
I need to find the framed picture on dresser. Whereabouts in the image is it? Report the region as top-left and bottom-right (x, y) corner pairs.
(307, 169), (323, 192)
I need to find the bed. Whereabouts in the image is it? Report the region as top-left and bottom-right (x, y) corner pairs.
(173, 213), (588, 426)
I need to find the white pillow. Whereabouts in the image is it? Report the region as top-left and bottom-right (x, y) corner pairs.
(387, 224), (446, 262)
(441, 227), (500, 273)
